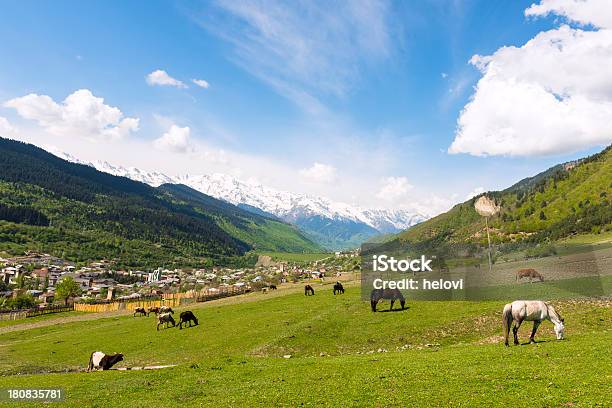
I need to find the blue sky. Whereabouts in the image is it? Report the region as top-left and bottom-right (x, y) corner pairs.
(1, 0), (611, 215)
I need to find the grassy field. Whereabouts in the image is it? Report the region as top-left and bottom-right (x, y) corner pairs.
(0, 281), (610, 407)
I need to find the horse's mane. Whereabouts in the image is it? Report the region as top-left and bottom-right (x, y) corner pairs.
(546, 303), (563, 323)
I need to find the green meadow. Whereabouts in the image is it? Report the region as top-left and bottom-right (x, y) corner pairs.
(0, 282), (610, 407)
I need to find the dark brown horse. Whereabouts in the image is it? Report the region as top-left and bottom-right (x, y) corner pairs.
(370, 288), (405, 312)
(333, 281), (344, 295)
(516, 268), (544, 283)
(304, 284), (315, 296)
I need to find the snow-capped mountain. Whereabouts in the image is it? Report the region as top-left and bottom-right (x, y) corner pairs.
(53, 151), (426, 249)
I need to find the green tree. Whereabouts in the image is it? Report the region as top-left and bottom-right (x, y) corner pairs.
(55, 276), (82, 305)
(5, 294), (37, 310)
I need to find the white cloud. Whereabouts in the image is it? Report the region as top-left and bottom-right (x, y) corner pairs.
(192, 79), (210, 89)
(441, 72), (448, 79)
(0, 116), (15, 134)
(4, 89), (139, 140)
(449, 1), (612, 157)
(153, 124), (194, 153)
(146, 70), (187, 88)
(525, 0), (612, 29)
(299, 162), (337, 183)
(376, 176), (413, 202)
(194, 0), (394, 111)
(466, 186), (485, 200)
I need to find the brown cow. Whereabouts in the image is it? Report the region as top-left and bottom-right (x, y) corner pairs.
(516, 268), (544, 283)
(147, 307), (160, 316)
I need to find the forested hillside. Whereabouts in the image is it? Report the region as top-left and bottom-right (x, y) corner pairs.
(0, 138), (319, 268)
(395, 145), (612, 248)
(158, 184), (319, 253)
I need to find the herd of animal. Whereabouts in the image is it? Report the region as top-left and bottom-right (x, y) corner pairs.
(133, 306), (199, 331)
(87, 269), (564, 371)
(305, 276), (565, 347)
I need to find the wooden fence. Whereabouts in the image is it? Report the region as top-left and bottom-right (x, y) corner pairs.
(0, 305), (74, 321)
(74, 297), (181, 313)
(26, 305), (74, 317)
(0, 310), (28, 321)
(195, 286), (250, 302)
(74, 287), (249, 313)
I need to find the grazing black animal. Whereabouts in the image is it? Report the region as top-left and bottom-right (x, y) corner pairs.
(269, 284), (277, 290)
(304, 284), (315, 296)
(133, 307), (147, 317)
(87, 352), (124, 371)
(370, 288), (405, 312)
(333, 281), (345, 295)
(157, 312), (176, 331)
(178, 310), (199, 329)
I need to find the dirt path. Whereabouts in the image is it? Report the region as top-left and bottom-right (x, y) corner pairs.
(0, 310), (130, 335)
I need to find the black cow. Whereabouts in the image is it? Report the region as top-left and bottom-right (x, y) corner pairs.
(178, 310), (199, 329)
(333, 281), (345, 295)
(304, 285), (315, 296)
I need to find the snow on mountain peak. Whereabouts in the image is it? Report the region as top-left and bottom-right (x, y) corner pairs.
(54, 151), (426, 233)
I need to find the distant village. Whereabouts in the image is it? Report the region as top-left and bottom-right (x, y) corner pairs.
(0, 250), (360, 311)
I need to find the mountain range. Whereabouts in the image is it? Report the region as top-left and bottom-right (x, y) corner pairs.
(0, 137), (319, 269)
(54, 151), (426, 250)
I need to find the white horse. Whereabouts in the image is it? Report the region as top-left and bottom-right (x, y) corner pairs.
(503, 300), (565, 346)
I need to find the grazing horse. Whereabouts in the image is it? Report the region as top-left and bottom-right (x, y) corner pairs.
(503, 300), (565, 346)
(178, 311), (199, 329)
(87, 352), (123, 371)
(516, 268), (544, 283)
(269, 284), (277, 290)
(133, 307), (147, 317)
(157, 312), (176, 331)
(333, 281), (345, 295)
(370, 288), (405, 312)
(147, 307), (160, 316)
(304, 284), (315, 296)
(160, 306), (174, 314)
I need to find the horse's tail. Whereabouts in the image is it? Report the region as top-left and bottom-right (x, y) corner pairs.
(502, 303), (513, 346)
